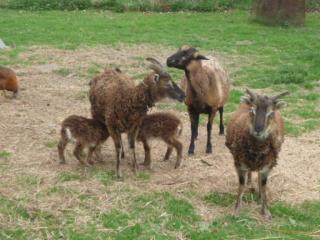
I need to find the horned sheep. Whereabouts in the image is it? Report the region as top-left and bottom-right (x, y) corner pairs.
(225, 89), (289, 220)
(89, 58), (185, 177)
(167, 46), (230, 155)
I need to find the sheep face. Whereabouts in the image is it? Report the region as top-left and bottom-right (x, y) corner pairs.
(241, 89), (289, 140)
(166, 46), (209, 70)
(145, 58), (185, 102)
(144, 72), (185, 103)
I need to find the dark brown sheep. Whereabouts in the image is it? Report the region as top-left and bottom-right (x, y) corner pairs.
(225, 89), (289, 220)
(138, 112), (183, 169)
(58, 115), (109, 165)
(89, 58), (185, 177)
(0, 66), (19, 98)
(167, 46), (230, 155)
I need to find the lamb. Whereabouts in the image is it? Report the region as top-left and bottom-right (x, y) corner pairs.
(89, 58), (185, 177)
(138, 112), (183, 169)
(58, 115), (109, 165)
(225, 89), (289, 220)
(166, 46), (230, 155)
(0, 66), (19, 97)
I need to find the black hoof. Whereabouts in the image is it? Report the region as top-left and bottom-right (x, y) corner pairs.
(188, 150), (194, 156)
(206, 147), (213, 154)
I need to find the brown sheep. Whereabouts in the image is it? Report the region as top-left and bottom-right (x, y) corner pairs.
(138, 112), (183, 169)
(167, 46), (230, 155)
(0, 66), (19, 97)
(89, 58), (185, 177)
(225, 89), (289, 220)
(58, 115), (109, 165)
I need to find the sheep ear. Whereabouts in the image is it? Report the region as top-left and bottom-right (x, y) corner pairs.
(195, 54), (209, 60)
(275, 100), (287, 109)
(153, 74), (160, 83)
(240, 96), (252, 105)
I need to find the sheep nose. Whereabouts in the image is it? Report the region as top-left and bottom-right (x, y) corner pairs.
(255, 126), (264, 135)
(166, 58), (175, 67)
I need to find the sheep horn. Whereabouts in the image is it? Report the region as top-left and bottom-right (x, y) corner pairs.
(245, 88), (257, 101)
(146, 58), (169, 76)
(271, 91), (290, 101)
(146, 57), (164, 68)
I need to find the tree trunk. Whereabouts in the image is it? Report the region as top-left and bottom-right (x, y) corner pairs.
(254, 0), (305, 26)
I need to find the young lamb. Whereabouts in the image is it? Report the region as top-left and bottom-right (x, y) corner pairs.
(138, 112), (183, 169)
(58, 115), (109, 165)
(89, 58), (185, 177)
(167, 46), (230, 155)
(0, 66), (19, 98)
(225, 89), (289, 220)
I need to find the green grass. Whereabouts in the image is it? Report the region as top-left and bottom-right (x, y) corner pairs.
(45, 140), (58, 148)
(0, 150), (12, 158)
(2, 190), (320, 239)
(58, 171), (82, 182)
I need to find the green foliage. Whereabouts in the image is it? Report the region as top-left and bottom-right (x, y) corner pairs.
(0, 150), (12, 158)
(6, 0), (92, 10)
(58, 171), (82, 182)
(204, 192), (235, 207)
(2, 0), (253, 11)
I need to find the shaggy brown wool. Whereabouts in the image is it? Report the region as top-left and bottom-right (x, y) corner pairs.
(138, 112), (183, 169)
(58, 115), (109, 165)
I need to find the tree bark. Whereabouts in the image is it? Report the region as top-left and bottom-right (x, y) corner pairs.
(254, 0), (305, 26)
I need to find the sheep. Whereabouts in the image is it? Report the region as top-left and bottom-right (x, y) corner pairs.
(167, 46), (230, 155)
(58, 115), (109, 165)
(89, 58), (185, 177)
(138, 112), (183, 169)
(225, 89), (289, 220)
(0, 66), (19, 98)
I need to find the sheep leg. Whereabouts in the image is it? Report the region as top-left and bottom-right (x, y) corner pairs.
(87, 146), (97, 165)
(120, 137), (125, 159)
(206, 111), (215, 154)
(140, 137), (151, 169)
(73, 143), (86, 165)
(188, 109), (199, 155)
(234, 168), (248, 216)
(165, 138), (183, 168)
(218, 107), (224, 135)
(128, 128), (139, 174)
(258, 170), (272, 220)
(57, 138), (68, 164)
(163, 146), (173, 161)
(94, 144), (104, 162)
(247, 171), (255, 193)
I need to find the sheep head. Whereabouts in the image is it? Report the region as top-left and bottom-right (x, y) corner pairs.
(166, 45), (209, 70)
(144, 57), (185, 103)
(241, 89), (289, 140)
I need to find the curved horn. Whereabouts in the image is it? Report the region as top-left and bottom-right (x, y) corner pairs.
(146, 57), (164, 68)
(146, 58), (169, 76)
(245, 88), (257, 101)
(272, 91), (290, 101)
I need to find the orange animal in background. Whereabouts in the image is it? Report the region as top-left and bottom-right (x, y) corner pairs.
(0, 66), (19, 97)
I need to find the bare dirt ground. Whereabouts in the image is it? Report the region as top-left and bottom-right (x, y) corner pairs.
(0, 45), (319, 223)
